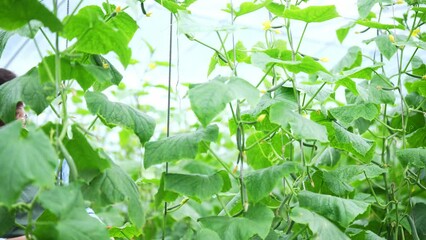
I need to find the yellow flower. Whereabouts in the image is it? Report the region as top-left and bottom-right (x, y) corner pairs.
(146, 11), (153, 17)
(389, 34), (395, 43)
(260, 89), (266, 94)
(115, 6), (122, 13)
(422, 75), (426, 80)
(148, 62), (156, 70)
(102, 62), (110, 69)
(262, 20), (271, 31)
(273, 29), (281, 34)
(319, 57), (329, 62)
(257, 114), (267, 122)
(396, 0), (404, 4)
(411, 28), (420, 37)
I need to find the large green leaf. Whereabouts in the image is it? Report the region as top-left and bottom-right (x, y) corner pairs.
(290, 207), (350, 240)
(396, 148), (426, 168)
(65, 125), (111, 182)
(36, 185), (109, 240)
(322, 164), (386, 196)
(327, 122), (375, 160)
(375, 35), (397, 60)
(154, 0), (187, 13)
(0, 122), (57, 207)
(226, 77), (260, 106)
(83, 164), (145, 229)
(411, 203), (426, 239)
(329, 103), (379, 128)
(0, 68), (55, 123)
(0, 0), (62, 32)
(62, 6), (137, 67)
(0, 31), (13, 59)
(229, 0), (272, 17)
(38, 55), (119, 91)
(199, 204), (274, 240)
(356, 20), (404, 30)
(283, 5), (340, 23)
(298, 191), (370, 227)
(357, 0), (378, 18)
(85, 91), (155, 144)
(358, 74), (395, 104)
(189, 80), (234, 127)
(245, 162), (301, 203)
(332, 46), (362, 73)
(144, 125), (218, 168)
(164, 171), (225, 200)
(270, 102), (328, 142)
(407, 127), (426, 147)
(283, 56), (329, 74)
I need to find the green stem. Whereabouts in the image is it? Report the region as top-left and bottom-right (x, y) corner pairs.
(295, 23), (308, 55)
(58, 140), (78, 181)
(301, 82), (326, 110)
(204, 142), (237, 179)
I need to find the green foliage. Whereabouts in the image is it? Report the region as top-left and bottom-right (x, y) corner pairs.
(0, 0), (425, 239)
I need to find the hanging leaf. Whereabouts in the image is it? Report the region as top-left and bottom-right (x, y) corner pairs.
(357, 0), (378, 18)
(356, 20), (404, 30)
(245, 162), (301, 203)
(396, 148), (426, 168)
(189, 80), (234, 126)
(164, 171), (226, 200)
(332, 46), (362, 73)
(266, 2), (285, 17)
(327, 122), (375, 160)
(65, 125), (111, 182)
(38, 55), (115, 91)
(82, 164), (145, 229)
(336, 22), (355, 43)
(199, 204), (274, 239)
(375, 35), (397, 60)
(270, 102), (328, 142)
(0, 122), (57, 207)
(0, 68), (55, 123)
(298, 191), (370, 227)
(144, 125), (218, 168)
(154, 0), (186, 13)
(283, 5), (340, 23)
(35, 185), (109, 240)
(290, 207), (350, 240)
(62, 6), (137, 67)
(0, 0), (62, 32)
(227, 0), (273, 18)
(329, 103), (380, 128)
(226, 77), (260, 106)
(85, 91), (155, 144)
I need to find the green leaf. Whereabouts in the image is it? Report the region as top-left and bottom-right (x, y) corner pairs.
(358, 74), (395, 104)
(283, 56), (329, 74)
(0, 31), (13, 59)
(332, 46), (362, 73)
(327, 122), (375, 160)
(342, 63), (384, 80)
(322, 164), (386, 196)
(195, 228), (221, 240)
(83, 164), (145, 229)
(231, 0), (273, 17)
(144, 125), (218, 168)
(396, 148), (426, 168)
(290, 207), (350, 240)
(65, 125), (110, 182)
(0, 68), (55, 123)
(38, 55), (116, 91)
(266, 2), (285, 17)
(356, 20), (404, 30)
(199, 204), (274, 239)
(270, 102), (328, 142)
(298, 191), (370, 227)
(189, 80), (234, 126)
(407, 127), (426, 147)
(316, 147), (341, 167)
(85, 91), (155, 144)
(0, 122), (57, 207)
(411, 203), (426, 239)
(164, 171), (224, 200)
(375, 35), (397, 60)
(0, 0), (62, 32)
(227, 77), (260, 106)
(36, 185), (109, 240)
(62, 6), (137, 67)
(154, 0), (186, 13)
(336, 22), (355, 43)
(283, 5), (340, 23)
(357, 0), (378, 18)
(108, 223), (140, 239)
(329, 103), (380, 128)
(406, 80), (426, 97)
(245, 162), (301, 203)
